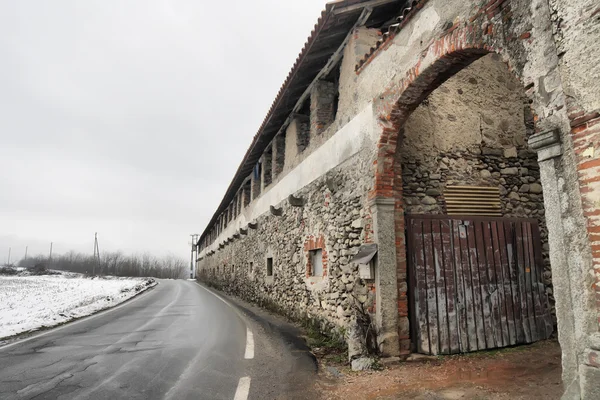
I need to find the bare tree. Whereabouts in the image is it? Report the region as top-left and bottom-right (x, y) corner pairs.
(17, 250), (188, 279)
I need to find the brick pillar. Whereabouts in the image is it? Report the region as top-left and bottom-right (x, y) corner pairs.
(310, 80), (337, 136)
(369, 197), (400, 357)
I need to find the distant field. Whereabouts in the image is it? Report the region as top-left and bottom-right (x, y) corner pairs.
(0, 274), (155, 340)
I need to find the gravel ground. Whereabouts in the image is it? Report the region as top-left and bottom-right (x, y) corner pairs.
(317, 340), (562, 400)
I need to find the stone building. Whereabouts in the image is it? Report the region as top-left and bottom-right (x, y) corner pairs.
(196, 0), (600, 398)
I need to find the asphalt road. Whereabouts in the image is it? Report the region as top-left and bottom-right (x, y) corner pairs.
(0, 280), (317, 400)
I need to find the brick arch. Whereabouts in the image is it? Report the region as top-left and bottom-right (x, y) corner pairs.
(369, 25), (541, 353)
(371, 47), (529, 199)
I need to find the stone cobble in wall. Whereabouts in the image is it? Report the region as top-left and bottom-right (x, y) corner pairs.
(198, 153), (376, 355)
(401, 145), (555, 318)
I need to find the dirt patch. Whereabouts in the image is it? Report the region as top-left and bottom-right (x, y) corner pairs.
(317, 340), (562, 399)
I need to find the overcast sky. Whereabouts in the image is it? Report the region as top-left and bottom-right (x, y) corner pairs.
(0, 0), (328, 264)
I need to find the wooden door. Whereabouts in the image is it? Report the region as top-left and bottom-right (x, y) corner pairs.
(406, 215), (553, 355)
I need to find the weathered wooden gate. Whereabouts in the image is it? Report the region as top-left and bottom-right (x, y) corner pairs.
(406, 215), (553, 355)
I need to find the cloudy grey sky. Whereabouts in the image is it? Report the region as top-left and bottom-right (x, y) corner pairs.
(0, 0), (328, 263)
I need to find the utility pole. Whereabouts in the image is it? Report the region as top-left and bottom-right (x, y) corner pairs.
(93, 232), (100, 276)
(49, 242), (53, 266)
(7, 247), (11, 266)
(189, 234), (199, 279)
(24, 246), (28, 260)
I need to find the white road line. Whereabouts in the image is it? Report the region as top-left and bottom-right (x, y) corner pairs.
(197, 283), (234, 308)
(245, 328), (254, 359)
(0, 281), (158, 351)
(233, 377), (251, 400)
(195, 282), (256, 361)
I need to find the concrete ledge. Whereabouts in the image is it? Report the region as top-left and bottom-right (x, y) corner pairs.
(528, 129), (562, 162)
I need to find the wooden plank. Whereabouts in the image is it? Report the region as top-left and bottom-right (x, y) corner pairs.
(499, 221), (518, 345)
(451, 219), (471, 353)
(507, 221), (526, 344)
(406, 217), (420, 352)
(531, 222), (554, 338)
(521, 222), (539, 343)
(489, 221), (510, 348)
(458, 221), (479, 352)
(445, 199), (503, 203)
(446, 204), (502, 209)
(479, 221), (501, 349)
(447, 213), (503, 217)
(445, 204), (502, 208)
(525, 222), (547, 340)
(515, 221), (533, 343)
(423, 219), (440, 355)
(465, 222), (487, 350)
(406, 215), (552, 354)
(412, 219), (432, 354)
(440, 219), (460, 354)
(444, 186), (500, 192)
(432, 220), (450, 354)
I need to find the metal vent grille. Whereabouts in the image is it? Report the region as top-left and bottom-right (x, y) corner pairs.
(443, 185), (502, 216)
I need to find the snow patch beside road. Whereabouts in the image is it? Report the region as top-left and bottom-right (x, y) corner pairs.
(0, 275), (156, 339)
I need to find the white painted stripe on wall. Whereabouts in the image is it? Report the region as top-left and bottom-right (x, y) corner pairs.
(245, 328), (254, 359)
(234, 377), (251, 400)
(200, 103), (375, 257)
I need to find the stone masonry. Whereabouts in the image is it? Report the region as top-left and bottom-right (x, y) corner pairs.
(197, 1), (600, 397)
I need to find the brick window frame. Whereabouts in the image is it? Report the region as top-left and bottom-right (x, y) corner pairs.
(304, 235), (328, 278)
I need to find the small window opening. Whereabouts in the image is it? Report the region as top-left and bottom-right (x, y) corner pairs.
(252, 162), (262, 199)
(249, 261), (254, 274)
(296, 99), (311, 153)
(273, 132), (286, 178)
(326, 62), (341, 121)
(263, 145), (273, 188)
(243, 180), (251, 207)
(310, 249), (323, 276)
(266, 257), (273, 277)
(332, 92), (339, 121)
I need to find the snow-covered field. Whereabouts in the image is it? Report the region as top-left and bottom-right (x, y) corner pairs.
(0, 274), (156, 340)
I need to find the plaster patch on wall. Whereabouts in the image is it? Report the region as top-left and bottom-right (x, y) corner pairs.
(582, 146), (595, 159)
(407, 6), (441, 46)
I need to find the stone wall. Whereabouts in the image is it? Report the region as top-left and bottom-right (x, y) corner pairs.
(198, 151), (377, 357)
(400, 54), (553, 312)
(198, 0), (600, 395)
